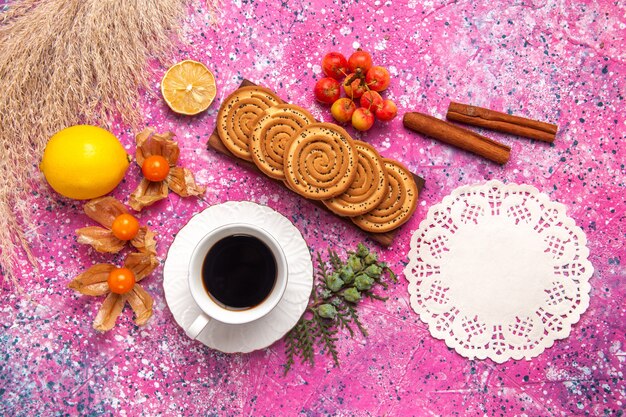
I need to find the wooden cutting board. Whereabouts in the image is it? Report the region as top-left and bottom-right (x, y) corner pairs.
(207, 79), (425, 246)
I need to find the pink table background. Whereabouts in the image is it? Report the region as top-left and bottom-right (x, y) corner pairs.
(1, 0), (625, 415)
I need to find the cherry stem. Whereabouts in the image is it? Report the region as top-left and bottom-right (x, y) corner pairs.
(344, 73), (360, 86)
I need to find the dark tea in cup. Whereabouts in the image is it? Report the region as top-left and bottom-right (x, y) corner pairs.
(201, 234), (277, 309)
(186, 223), (288, 336)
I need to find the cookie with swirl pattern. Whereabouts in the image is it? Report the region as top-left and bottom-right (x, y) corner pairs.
(284, 123), (358, 200)
(323, 140), (389, 216)
(351, 158), (418, 233)
(216, 86), (282, 161)
(250, 104), (315, 180)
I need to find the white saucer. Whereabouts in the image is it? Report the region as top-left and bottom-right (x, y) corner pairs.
(163, 201), (313, 353)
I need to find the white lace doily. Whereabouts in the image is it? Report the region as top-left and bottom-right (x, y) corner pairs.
(405, 180), (593, 363)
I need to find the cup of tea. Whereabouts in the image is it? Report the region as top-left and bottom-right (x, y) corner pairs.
(185, 223), (288, 339)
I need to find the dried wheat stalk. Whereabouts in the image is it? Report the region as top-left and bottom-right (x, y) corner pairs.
(0, 0), (195, 287)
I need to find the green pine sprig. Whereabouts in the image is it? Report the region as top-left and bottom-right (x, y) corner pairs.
(283, 243), (397, 374)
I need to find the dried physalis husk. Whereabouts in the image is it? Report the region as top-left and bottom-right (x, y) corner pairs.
(76, 227), (127, 253)
(135, 128), (179, 167)
(75, 197), (156, 255)
(93, 286), (154, 331)
(166, 167), (206, 197)
(129, 128), (205, 211)
(129, 179), (169, 211)
(93, 292), (130, 331)
(68, 252), (158, 331)
(131, 227), (157, 255)
(125, 252), (159, 282)
(68, 264), (115, 296)
(127, 285), (154, 326)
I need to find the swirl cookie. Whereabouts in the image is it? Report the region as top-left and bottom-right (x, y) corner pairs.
(284, 123), (358, 200)
(216, 86), (282, 161)
(352, 158), (418, 233)
(250, 104), (316, 180)
(323, 140), (389, 217)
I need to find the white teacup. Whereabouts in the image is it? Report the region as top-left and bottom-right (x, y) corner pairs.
(185, 223), (288, 339)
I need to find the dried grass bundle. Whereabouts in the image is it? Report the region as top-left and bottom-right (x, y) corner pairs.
(0, 0), (193, 287)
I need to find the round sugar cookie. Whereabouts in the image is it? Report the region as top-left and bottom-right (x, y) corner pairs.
(351, 159), (418, 233)
(216, 86), (282, 161)
(250, 104), (315, 180)
(323, 140), (389, 216)
(284, 123), (358, 200)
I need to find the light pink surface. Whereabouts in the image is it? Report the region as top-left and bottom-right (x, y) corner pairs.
(1, 0), (624, 415)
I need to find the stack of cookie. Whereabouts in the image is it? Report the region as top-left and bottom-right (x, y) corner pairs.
(216, 85), (418, 234)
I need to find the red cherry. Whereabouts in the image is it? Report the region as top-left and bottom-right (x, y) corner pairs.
(322, 52), (349, 80)
(352, 107), (375, 131)
(360, 91), (383, 110)
(314, 77), (341, 104)
(331, 98), (357, 123)
(365, 66), (391, 92)
(343, 74), (367, 99)
(375, 99), (397, 121)
(348, 50), (373, 74)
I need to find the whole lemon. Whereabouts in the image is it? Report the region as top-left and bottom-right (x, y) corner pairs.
(40, 125), (130, 200)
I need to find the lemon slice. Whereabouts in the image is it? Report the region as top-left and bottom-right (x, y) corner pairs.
(161, 60), (217, 115)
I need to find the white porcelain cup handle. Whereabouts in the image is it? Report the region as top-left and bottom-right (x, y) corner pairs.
(186, 313), (210, 340)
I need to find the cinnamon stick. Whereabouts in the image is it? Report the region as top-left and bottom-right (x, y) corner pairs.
(446, 102), (558, 143)
(403, 112), (510, 165)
